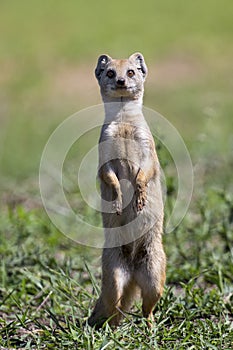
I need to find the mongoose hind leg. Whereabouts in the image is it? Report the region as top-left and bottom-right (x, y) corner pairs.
(134, 250), (166, 326)
(88, 251), (130, 328)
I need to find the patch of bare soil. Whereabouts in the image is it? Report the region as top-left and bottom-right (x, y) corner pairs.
(0, 54), (203, 107)
(147, 54), (203, 88)
(48, 63), (100, 106)
(48, 54), (203, 103)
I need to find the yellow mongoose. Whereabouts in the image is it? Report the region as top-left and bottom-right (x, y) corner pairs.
(88, 53), (166, 328)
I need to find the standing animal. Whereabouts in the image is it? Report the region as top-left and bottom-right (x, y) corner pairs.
(88, 53), (166, 328)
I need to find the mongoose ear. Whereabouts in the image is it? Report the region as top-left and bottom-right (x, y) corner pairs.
(95, 54), (112, 81)
(129, 52), (147, 79)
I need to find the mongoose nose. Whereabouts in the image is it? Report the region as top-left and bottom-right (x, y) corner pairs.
(116, 78), (126, 86)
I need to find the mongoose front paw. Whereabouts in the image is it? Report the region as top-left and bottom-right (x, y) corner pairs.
(136, 185), (147, 211)
(113, 198), (122, 215)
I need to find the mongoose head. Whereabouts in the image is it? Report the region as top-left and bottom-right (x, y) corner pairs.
(95, 53), (147, 101)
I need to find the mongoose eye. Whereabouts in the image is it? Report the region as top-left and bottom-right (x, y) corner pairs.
(127, 70), (135, 78)
(106, 70), (116, 78)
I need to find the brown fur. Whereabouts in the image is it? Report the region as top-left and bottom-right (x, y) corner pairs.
(88, 53), (166, 328)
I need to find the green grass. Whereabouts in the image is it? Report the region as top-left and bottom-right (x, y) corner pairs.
(0, 191), (232, 349)
(1, 0), (233, 60)
(0, 0), (233, 348)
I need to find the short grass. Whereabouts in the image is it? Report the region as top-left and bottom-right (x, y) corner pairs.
(0, 1), (233, 349)
(0, 189), (233, 349)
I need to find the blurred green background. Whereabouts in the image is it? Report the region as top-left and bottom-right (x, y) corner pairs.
(0, 0), (232, 196)
(0, 2), (233, 346)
